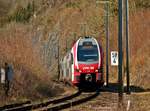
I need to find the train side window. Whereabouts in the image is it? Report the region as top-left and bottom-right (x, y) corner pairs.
(71, 53), (73, 64)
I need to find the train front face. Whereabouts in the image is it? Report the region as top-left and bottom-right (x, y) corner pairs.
(73, 37), (104, 88)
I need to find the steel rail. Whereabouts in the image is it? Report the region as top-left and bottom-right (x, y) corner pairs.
(39, 90), (99, 111)
(0, 101), (31, 111)
(2, 90), (81, 111)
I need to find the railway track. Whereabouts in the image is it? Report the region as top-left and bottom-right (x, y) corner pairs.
(0, 90), (81, 111)
(0, 90), (99, 111)
(0, 101), (31, 111)
(38, 90), (99, 111)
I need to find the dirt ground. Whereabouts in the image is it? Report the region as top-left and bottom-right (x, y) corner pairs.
(63, 86), (150, 111)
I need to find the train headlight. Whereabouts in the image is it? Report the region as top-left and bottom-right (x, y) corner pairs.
(95, 69), (100, 73)
(95, 68), (103, 73)
(95, 69), (98, 73)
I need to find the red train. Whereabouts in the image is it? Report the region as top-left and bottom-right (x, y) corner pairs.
(59, 36), (104, 88)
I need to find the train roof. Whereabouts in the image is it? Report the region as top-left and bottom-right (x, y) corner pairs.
(78, 36), (97, 46)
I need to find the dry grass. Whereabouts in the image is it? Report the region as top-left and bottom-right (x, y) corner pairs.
(129, 10), (150, 88)
(108, 9), (150, 111)
(0, 23), (64, 105)
(108, 9), (150, 87)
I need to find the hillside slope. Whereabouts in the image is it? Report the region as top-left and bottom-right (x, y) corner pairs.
(0, 0), (149, 109)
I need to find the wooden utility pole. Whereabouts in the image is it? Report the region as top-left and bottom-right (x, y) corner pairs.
(105, 2), (109, 87)
(125, 0), (130, 94)
(118, 0), (123, 101)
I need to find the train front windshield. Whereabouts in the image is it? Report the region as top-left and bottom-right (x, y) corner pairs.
(77, 42), (99, 63)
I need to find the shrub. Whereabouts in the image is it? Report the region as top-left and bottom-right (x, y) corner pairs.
(65, 1), (80, 8)
(8, 2), (35, 23)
